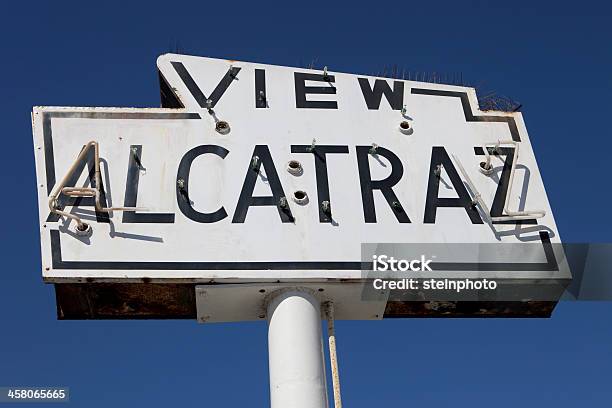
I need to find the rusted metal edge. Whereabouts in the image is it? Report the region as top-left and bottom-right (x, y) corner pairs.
(383, 300), (554, 318)
(54, 283), (557, 319)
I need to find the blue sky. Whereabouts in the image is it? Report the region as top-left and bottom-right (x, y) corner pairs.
(1, 1), (611, 406)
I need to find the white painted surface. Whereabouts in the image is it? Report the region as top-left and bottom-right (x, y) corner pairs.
(32, 55), (564, 282)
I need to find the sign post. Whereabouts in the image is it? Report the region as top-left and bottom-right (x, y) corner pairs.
(267, 289), (328, 408)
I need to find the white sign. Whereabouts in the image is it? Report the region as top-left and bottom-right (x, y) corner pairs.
(32, 54), (566, 283)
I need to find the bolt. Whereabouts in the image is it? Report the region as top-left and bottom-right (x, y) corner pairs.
(401, 105), (407, 115)
(392, 201), (403, 211)
(279, 196), (288, 209)
(321, 200), (331, 214)
(434, 164), (442, 177)
(369, 143), (378, 155)
(470, 193), (481, 207)
(259, 90), (266, 101)
(131, 147), (143, 168)
(205, 99), (213, 110)
(308, 138), (316, 152)
(251, 156), (260, 171)
(177, 178), (185, 189)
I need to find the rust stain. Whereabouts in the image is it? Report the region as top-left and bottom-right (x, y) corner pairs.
(54, 283), (559, 320)
(383, 301), (555, 318)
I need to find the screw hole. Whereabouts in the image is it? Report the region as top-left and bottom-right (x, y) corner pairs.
(399, 121), (413, 135)
(479, 161), (494, 175)
(287, 160), (303, 175)
(215, 120), (230, 135)
(75, 223), (92, 237)
(292, 190), (309, 205)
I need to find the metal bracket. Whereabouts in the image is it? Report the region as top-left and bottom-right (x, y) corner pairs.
(195, 282), (389, 323)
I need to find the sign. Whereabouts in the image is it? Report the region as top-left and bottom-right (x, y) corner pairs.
(32, 54), (567, 300)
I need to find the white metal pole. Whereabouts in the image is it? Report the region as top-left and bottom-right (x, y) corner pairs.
(267, 289), (328, 408)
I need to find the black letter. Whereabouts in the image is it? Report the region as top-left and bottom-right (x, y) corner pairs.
(123, 145), (175, 223)
(171, 61), (241, 109)
(474, 146), (536, 224)
(356, 146), (411, 223)
(46, 143), (109, 223)
(424, 147), (483, 224)
(232, 145), (294, 223)
(357, 78), (404, 110)
(176, 145), (229, 223)
(294, 72), (337, 109)
(291, 145), (349, 222)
